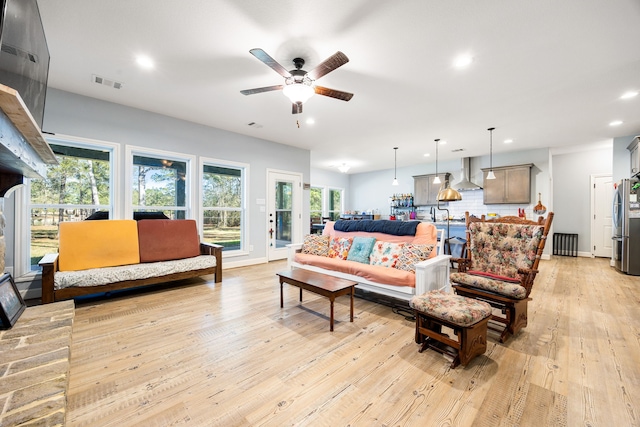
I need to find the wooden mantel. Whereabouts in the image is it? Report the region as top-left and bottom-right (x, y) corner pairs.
(0, 83), (57, 196)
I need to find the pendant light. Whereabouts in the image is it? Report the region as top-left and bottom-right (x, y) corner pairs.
(392, 147), (399, 186)
(486, 127), (496, 180)
(433, 139), (441, 184)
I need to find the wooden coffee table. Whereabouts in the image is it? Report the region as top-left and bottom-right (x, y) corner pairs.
(277, 269), (356, 331)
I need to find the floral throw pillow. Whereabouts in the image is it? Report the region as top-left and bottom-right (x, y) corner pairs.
(395, 243), (435, 273)
(346, 236), (377, 264)
(301, 234), (330, 257)
(369, 241), (405, 268)
(328, 237), (353, 260)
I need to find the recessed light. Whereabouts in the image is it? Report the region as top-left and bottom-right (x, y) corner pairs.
(439, 140), (447, 145)
(306, 118), (315, 125)
(609, 120), (623, 126)
(136, 55), (154, 69)
(423, 153), (430, 157)
(620, 91), (638, 99)
(453, 54), (473, 68)
(504, 139), (513, 144)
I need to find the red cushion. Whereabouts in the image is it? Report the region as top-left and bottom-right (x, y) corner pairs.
(468, 270), (520, 283)
(137, 219), (200, 263)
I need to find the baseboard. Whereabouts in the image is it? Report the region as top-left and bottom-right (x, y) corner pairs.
(222, 257), (268, 269)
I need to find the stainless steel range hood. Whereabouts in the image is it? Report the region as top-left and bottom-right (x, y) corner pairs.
(452, 157), (482, 191)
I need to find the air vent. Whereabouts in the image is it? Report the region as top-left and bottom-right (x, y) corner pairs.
(451, 148), (465, 152)
(247, 122), (263, 128)
(1, 43), (38, 63)
(92, 74), (123, 89)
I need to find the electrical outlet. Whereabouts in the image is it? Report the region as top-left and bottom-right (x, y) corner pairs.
(249, 245), (254, 252)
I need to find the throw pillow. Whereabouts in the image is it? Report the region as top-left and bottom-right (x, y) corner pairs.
(346, 236), (377, 264)
(369, 241), (405, 268)
(301, 234), (330, 257)
(328, 237), (353, 260)
(395, 243), (436, 273)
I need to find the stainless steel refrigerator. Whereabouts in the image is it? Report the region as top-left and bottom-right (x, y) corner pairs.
(613, 179), (640, 275)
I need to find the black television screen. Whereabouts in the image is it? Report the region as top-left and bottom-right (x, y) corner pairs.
(0, 0), (49, 131)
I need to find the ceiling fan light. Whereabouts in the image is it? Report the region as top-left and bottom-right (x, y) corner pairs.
(338, 164), (350, 173)
(283, 83), (315, 104)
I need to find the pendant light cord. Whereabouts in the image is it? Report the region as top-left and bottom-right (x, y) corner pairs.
(488, 127), (495, 171)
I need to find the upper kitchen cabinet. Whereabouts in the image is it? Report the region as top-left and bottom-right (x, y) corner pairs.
(482, 164), (532, 204)
(628, 137), (640, 177)
(413, 173), (451, 205)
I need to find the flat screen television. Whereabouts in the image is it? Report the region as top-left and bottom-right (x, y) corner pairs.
(0, 0), (50, 131)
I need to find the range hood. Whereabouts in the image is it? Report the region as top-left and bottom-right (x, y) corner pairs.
(452, 157), (482, 191)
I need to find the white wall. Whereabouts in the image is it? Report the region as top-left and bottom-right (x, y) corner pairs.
(552, 146), (612, 254)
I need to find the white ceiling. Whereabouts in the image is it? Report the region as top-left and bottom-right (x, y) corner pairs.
(37, 0), (640, 174)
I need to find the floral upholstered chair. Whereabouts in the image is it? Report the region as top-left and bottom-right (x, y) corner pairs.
(450, 211), (554, 343)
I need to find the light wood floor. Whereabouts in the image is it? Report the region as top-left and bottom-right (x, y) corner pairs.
(66, 257), (640, 426)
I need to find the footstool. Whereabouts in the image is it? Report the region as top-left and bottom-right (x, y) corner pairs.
(409, 290), (492, 368)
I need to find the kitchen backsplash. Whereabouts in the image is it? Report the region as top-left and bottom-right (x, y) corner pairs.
(414, 190), (544, 221)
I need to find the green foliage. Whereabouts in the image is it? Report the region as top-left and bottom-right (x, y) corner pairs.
(31, 155), (110, 205)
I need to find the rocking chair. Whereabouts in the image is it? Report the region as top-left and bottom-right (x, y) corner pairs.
(450, 211), (554, 343)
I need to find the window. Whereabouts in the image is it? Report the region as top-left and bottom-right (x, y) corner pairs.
(310, 187), (323, 223)
(128, 147), (194, 220)
(201, 158), (247, 253)
(28, 138), (115, 272)
(329, 188), (343, 220)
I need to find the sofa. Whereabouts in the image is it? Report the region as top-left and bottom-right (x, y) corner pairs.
(39, 219), (222, 303)
(287, 220), (451, 301)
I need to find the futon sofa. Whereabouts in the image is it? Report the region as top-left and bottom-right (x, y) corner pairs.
(39, 219), (222, 303)
(287, 220), (450, 301)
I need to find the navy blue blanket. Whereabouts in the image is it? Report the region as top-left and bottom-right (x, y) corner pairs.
(333, 219), (419, 236)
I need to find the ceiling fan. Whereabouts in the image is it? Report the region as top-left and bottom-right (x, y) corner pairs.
(240, 48), (354, 114)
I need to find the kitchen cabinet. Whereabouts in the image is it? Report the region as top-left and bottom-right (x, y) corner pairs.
(628, 137), (640, 177)
(482, 164), (532, 204)
(413, 173), (451, 205)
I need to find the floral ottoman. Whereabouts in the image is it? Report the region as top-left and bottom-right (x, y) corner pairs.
(409, 290), (492, 368)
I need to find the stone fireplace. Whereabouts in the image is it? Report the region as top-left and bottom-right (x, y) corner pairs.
(0, 83), (57, 275)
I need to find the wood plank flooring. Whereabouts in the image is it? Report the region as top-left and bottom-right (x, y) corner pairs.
(66, 257), (640, 426)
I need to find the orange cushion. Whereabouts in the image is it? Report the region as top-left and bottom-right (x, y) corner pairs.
(137, 219), (201, 263)
(58, 220), (140, 271)
(294, 253), (416, 288)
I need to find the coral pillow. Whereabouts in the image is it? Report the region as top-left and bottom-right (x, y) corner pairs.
(369, 241), (405, 268)
(346, 236), (377, 264)
(301, 234), (330, 257)
(395, 244), (435, 273)
(328, 237), (353, 260)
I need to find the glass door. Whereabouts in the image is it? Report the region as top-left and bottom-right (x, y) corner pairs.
(267, 171), (302, 261)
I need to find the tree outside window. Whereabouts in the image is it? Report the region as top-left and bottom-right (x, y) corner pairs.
(29, 143), (111, 269)
(310, 187), (323, 224)
(202, 164), (244, 251)
(329, 188), (343, 220)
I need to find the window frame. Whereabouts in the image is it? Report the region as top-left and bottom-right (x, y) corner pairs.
(19, 134), (119, 278)
(125, 145), (196, 220)
(199, 156), (249, 258)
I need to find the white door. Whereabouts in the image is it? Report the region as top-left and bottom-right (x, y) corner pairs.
(591, 174), (613, 258)
(267, 170), (302, 261)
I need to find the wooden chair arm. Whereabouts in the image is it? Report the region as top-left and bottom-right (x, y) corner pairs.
(200, 242), (223, 283)
(38, 253), (59, 304)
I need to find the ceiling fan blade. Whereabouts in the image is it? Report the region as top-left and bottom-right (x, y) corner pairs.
(292, 102), (303, 114)
(306, 51), (349, 80)
(314, 86), (354, 101)
(249, 48), (292, 78)
(240, 85), (284, 95)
